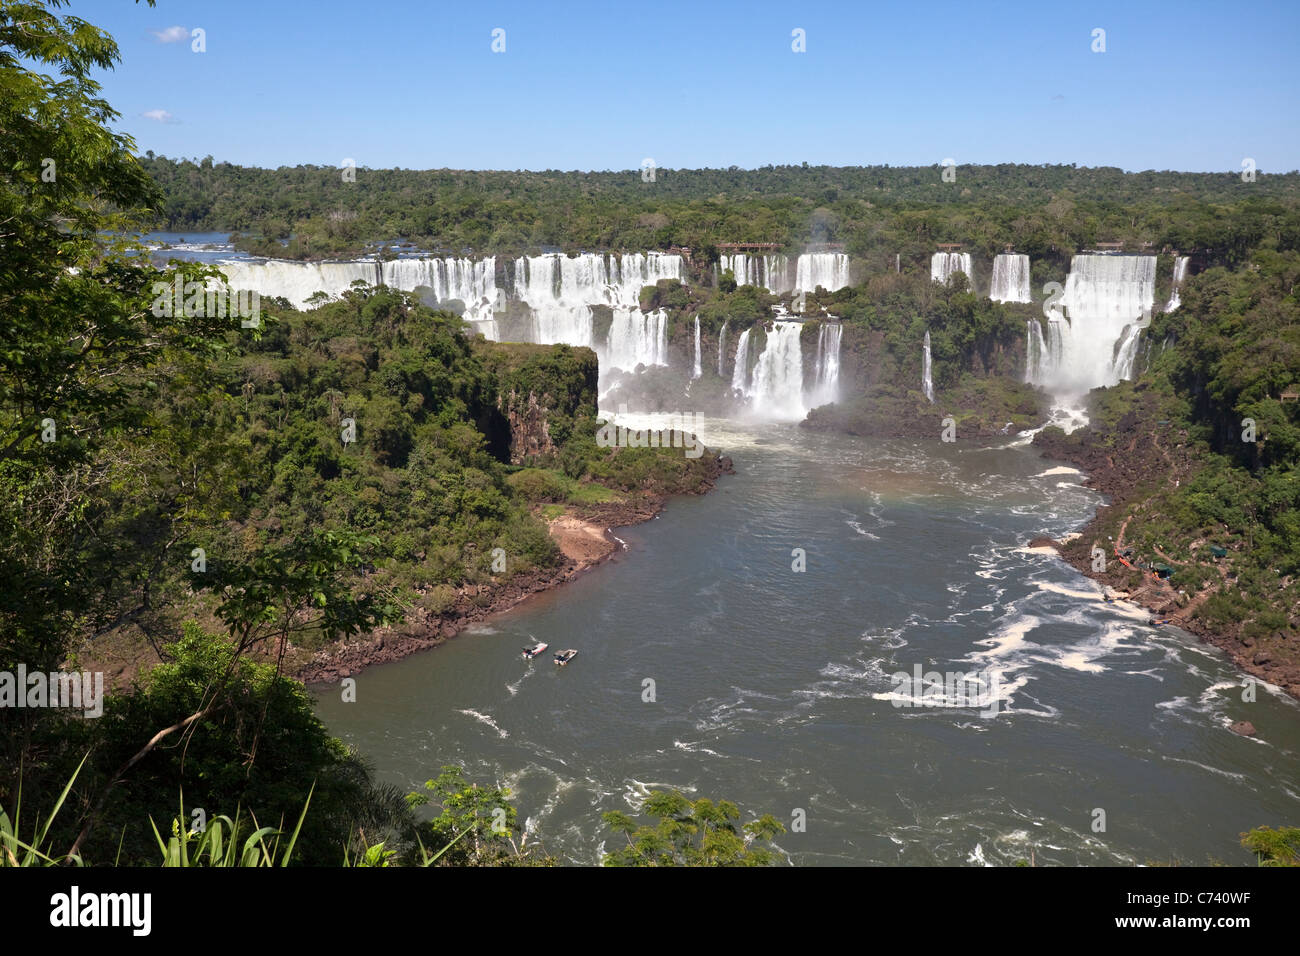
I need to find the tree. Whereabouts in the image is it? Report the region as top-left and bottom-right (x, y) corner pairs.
(602, 791), (785, 866)
(0, 0), (246, 788)
(62, 529), (399, 861)
(406, 766), (553, 866)
(57, 622), (411, 865)
(1241, 826), (1300, 866)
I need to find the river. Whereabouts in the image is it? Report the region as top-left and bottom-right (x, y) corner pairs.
(314, 417), (1300, 865)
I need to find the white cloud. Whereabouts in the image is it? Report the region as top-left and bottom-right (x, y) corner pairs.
(142, 109), (176, 123)
(151, 26), (189, 43)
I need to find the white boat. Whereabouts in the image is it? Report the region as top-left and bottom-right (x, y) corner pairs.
(553, 649), (578, 666)
(522, 641), (548, 660)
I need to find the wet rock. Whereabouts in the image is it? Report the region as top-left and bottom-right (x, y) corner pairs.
(1229, 720), (1256, 737)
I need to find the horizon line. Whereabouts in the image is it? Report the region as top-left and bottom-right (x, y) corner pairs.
(133, 157), (1300, 177)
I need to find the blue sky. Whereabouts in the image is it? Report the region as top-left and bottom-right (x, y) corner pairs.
(70, 0), (1300, 173)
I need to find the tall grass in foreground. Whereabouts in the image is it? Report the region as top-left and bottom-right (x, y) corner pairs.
(0, 756), (87, 866)
(148, 784), (313, 867)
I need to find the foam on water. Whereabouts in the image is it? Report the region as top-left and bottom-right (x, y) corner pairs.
(457, 708), (509, 738)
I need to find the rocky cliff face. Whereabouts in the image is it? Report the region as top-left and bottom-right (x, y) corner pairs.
(500, 388), (556, 463)
(474, 341), (600, 464)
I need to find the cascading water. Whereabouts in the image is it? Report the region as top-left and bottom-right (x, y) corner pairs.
(719, 254), (792, 293)
(922, 330), (934, 403)
(692, 317), (702, 379)
(807, 322), (843, 408)
(721, 253), (849, 295)
(1165, 256), (1189, 311)
(216, 259), (381, 309)
(1024, 319), (1048, 385)
(989, 254), (1031, 303)
(750, 322), (806, 421)
(1042, 254), (1156, 394)
(794, 253), (850, 294)
(717, 321), (728, 377)
(1046, 317), (1067, 374)
(931, 252), (973, 288)
(378, 256), (502, 336)
(731, 328), (753, 395)
(511, 253), (681, 370)
(381, 257), (496, 307)
(1111, 320), (1149, 381)
(512, 253), (598, 348)
(606, 307), (667, 370)
(217, 250), (689, 394)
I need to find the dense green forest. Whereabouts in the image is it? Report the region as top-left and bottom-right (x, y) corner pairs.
(0, 2), (731, 866)
(141, 155), (1300, 268)
(2, 1), (1296, 868)
(1033, 248), (1300, 662)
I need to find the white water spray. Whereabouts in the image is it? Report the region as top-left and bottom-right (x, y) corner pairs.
(750, 322), (807, 420)
(731, 328), (753, 395)
(931, 252), (973, 288)
(922, 330), (935, 403)
(692, 317), (701, 379)
(1165, 256), (1189, 311)
(990, 254), (1031, 303)
(808, 322), (843, 408)
(794, 253), (850, 294)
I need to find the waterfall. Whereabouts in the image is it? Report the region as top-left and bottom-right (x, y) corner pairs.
(606, 307), (667, 370)
(216, 259), (381, 309)
(990, 254), (1031, 303)
(922, 330), (934, 403)
(730, 328), (753, 395)
(807, 322), (843, 407)
(721, 252), (849, 296)
(931, 252), (973, 287)
(1047, 316), (1067, 374)
(1111, 320), (1148, 381)
(719, 254), (792, 293)
(406, 256), (500, 340)
(794, 253), (850, 293)
(510, 252), (682, 372)
(380, 256), (496, 311)
(692, 317), (702, 379)
(1165, 256), (1189, 311)
(1025, 319), (1048, 385)
(750, 322), (806, 420)
(717, 321), (728, 377)
(1045, 254), (1156, 394)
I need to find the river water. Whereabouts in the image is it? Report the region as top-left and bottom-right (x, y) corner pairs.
(314, 418), (1300, 866)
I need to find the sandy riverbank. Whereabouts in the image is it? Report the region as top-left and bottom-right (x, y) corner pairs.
(293, 460), (732, 685)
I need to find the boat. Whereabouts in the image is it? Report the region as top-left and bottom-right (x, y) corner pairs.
(522, 641), (548, 660)
(553, 649), (578, 666)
